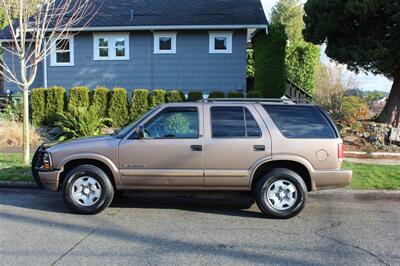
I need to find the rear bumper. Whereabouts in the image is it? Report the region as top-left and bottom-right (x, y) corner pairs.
(37, 170), (61, 192)
(311, 169), (352, 191)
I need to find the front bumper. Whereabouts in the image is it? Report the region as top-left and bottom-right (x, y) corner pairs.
(311, 169), (353, 191)
(37, 170), (61, 191)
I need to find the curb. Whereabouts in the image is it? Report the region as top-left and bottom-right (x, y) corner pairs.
(313, 188), (400, 201)
(0, 181), (38, 189)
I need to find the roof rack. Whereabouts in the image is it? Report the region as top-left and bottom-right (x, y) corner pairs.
(201, 98), (311, 104)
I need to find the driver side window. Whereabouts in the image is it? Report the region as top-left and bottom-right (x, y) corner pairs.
(144, 107), (199, 139)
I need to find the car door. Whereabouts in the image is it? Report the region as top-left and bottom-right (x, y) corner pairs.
(118, 105), (204, 188)
(203, 104), (272, 188)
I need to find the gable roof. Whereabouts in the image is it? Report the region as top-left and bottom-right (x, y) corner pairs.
(0, 0), (267, 40)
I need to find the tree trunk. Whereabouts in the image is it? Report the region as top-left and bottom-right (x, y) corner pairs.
(376, 71), (400, 124)
(23, 87), (30, 166)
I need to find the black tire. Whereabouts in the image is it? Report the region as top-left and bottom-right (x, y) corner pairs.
(62, 164), (114, 214)
(254, 168), (307, 219)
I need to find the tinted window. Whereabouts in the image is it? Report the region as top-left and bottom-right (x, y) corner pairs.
(263, 105), (336, 139)
(144, 107), (199, 139)
(211, 107), (262, 138)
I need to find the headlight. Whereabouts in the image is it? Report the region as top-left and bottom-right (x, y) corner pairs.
(42, 152), (52, 170)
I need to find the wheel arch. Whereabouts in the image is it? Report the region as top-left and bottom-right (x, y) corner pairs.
(250, 159), (313, 192)
(58, 154), (123, 191)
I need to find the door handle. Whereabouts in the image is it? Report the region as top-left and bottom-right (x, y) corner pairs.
(190, 145), (203, 151)
(253, 145), (265, 151)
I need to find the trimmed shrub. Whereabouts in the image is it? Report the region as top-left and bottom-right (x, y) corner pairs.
(165, 90), (185, 103)
(68, 86), (90, 112)
(285, 41), (320, 95)
(30, 88), (47, 127)
(109, 88), (129, 128)
(208, 91), (225, 98)
(130, 89), (149, 121)
(187, 91), (204, 102)
(253, 23), (287, 98)
(149, 89), (166, 108)
(46, 86), (66, 125)
(228, 92), (245, 98)
(247, 91), (263, 98)
(91, 87), (110, 118)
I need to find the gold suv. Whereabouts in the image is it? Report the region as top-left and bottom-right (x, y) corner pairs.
(33, 99), (352, 218)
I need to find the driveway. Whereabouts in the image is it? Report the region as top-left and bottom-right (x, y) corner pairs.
(0, 189), (399, 266)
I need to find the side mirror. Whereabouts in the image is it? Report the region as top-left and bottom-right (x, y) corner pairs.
(136, 126), (145, 139)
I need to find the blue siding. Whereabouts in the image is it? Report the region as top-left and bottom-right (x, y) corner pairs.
(3, 46), (44, 93)
(5, 30), (247, 94)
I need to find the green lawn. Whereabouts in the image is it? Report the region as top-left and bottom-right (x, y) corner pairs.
(343, 162), (400, 190)
(0, 153), (33, 182)
(0, 153), (399, 190)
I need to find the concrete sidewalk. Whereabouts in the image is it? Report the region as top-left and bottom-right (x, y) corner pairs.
(344, 157), (400, 165)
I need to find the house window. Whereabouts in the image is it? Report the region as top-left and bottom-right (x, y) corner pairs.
(50, 36), (74, 66)
(154, 32), (176, 54)
(93, 33), (129, 60)
(209, 32), (232, 54)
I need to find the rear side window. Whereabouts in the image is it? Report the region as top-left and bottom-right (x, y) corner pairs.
(263, 105), (336, 139)
(211, 106), (262, 138)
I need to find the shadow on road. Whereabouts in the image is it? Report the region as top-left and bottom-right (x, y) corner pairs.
(0, 189), (264, 218)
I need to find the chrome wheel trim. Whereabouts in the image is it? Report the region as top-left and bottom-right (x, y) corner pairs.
(71, 176), (102, 207)
(264, 179), (297, 211)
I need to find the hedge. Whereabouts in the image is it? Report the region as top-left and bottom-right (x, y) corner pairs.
(165, 90), (185, 103)
(68, 86), (90, 112)
(228, 92), (245, 98)
(247, 91), (263, 98)
(46, 86), (66, 125)
(130, 89), (149, 121)
(91, 87), (110, 118)
(109, 88), (129, 128)
(149, 89), (166, 108)
(30, 88), (46, 127)
(187, 91), (204, 102)
(253, 23), (287, 98)
(208, 91), (225, 98)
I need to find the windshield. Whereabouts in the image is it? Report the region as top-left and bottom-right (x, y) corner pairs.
(113, 106), (161, 138)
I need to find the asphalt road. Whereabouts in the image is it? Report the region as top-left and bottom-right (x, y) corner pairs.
(0, 189), (399, 266)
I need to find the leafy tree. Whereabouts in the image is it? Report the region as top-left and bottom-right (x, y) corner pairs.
(130, 89), (149, 121)
(285, 41), (320, 95)
(271, 0), (304, 43)
(303, 0), (400, 124)
(253, 23), (287, 98)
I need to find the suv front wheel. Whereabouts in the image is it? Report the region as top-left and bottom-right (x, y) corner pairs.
(62, 165), (114, 214)
(254, 168), (307, 219)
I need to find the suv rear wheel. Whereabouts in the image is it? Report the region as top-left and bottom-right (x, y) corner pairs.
(62, 165), (114, 214)
(254, 168), (307, 219)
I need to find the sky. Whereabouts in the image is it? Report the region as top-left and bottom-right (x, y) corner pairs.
(260, 0), (392, 92)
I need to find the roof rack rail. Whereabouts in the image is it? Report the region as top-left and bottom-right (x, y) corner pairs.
(201, 98), (311, 104)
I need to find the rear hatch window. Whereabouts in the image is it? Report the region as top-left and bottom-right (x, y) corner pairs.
(263, 105), (338, 139)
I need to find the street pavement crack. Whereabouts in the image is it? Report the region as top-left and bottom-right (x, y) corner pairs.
(50, 228), (97, 266)
(315, 221), (390, 266)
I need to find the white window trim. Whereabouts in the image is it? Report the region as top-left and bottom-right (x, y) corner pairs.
(209, 31), (233, 54)
(93, 33), (130, 60)
(50, 36), (74, 66)
(153, 32), (177, 54)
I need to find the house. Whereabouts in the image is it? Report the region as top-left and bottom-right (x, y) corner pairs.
(0, 0), (268, 95)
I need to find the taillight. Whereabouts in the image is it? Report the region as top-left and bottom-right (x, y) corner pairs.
(338, 143), (345, 159)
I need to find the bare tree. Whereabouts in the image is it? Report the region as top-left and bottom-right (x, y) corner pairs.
(0, 0), (96, 165)
(314, 62), (359, 120)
